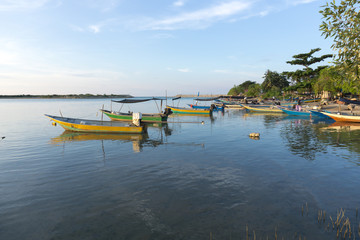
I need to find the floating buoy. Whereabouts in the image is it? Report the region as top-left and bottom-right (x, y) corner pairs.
(249, 132), (260, 137)
(201, 121), (205, 125)
(52, 122), (57, 126)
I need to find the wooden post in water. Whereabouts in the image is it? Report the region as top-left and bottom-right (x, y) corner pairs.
(101, 104), (104, 122)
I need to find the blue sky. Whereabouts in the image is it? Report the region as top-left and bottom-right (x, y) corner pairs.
(0, 0), (334, 96)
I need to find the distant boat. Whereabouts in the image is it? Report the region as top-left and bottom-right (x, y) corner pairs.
(188, 104), (224, 111)
(101, 98), (172, 123)
(302, 98), (321, 103)
(45, 114), (145, 133)
(241, 104), (283, 113)
(187, 97), (224, 111)
(339, 97), (360, 105)
(166, 105), (213, 115)
(319, 111), (360, 123)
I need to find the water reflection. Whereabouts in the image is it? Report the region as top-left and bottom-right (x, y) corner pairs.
(50, 131), (148, 153)
(320, 122), (360, 132)
(314, 122), (360, 164)
(280, 119), (327, 161)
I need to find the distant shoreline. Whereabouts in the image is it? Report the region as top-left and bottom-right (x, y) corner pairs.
(0, 94), (226, 99)
(0, 94), (133, 99)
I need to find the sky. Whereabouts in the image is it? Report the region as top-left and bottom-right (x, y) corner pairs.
(0, 0), (335, 96)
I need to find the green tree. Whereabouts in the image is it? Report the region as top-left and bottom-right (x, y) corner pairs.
(246, 83), (261, 97)
(282, 48), (332, 84)
(227, 80), (257, 95)
(261, 70), (289, 92)
(313, 66), (344, 95)
(319, 0), (360, 93)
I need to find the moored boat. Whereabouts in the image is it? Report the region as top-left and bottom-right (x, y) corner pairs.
(280, 107), (311, 116)
(318, 111), (360, 123)
(241, 104), (283, 113)
(309, 110), (332, 119)
(100, 109), (169, 122)
(188, 104), (224, 111)
(45, 114), (145, 133)
(102, 98), (172, 123)
(166, 105), (213, 114)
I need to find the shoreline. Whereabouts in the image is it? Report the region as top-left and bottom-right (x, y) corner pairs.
(0, 94), (133, 99)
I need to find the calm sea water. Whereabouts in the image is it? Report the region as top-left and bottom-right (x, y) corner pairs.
(0, 98), (359, 240)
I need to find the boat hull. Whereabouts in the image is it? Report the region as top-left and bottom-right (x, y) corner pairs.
(167, 106), (211, 114)
(101, 110), (167, 122)
(45, 115), (145, 133)
(281, 108), (311, 116)
(242, 105), (283, 113)
(188, 104), (224, 111)
(320, 112), (360, 122)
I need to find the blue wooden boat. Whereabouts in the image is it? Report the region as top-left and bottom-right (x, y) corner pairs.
(309, 110), (332, 119)
(280, 107), (311, 116)
(187, 104), (224, 111)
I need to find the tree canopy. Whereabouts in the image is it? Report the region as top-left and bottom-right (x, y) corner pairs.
(320, 0), (360, 78)
(282, 48), (332, 83)
(320, 0), (360, 94)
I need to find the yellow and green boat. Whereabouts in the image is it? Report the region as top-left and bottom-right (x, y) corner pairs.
(102, 98), (172, 123)
(100, 109), (169, 122)
(45, 114), (145, 133)
(166, 105), (212, 115)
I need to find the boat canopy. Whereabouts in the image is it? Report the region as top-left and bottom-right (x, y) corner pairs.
(112, 97), (164, 104)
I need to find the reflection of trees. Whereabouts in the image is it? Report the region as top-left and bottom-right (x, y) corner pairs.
(262, 114), (288, 129)
(312, 123), (360, 165)
(280, 119), (327, 161)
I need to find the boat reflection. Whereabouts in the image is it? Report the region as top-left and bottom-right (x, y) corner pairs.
(50, 131), (148, 152)
(320, 122), (360, 132)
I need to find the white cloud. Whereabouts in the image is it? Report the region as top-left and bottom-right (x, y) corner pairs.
(286, 0), (319, 6)
(173, 0), (185, 7)
(178, 68), (190, 72)
(87, 18), (118, 34)
(143, 1), (252, 30)
(89, 25), (101, 33)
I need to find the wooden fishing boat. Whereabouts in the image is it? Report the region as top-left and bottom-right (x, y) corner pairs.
(302, 98), (321, 103)
(166, 105), (212, 114)
(318, 112), (360, 123)
(309, 110), (332, 119)
(280, 107), (311, 116)
(241, 104), (283, 113)
(102, 98), (172, 123)
(187, 104), (224, 111)
(339, 97), (360, 105)
(100, 109), (169, 122)
(45, 114), (145, 133)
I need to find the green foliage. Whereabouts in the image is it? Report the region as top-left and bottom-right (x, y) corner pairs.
(282, 48), (332, 84)
(320, 0), (360, 79)
(262, 86), (282, 99)
(227, 85), (240, 95)
(261, 70), (289, 92)
(227, 80), (257, 95)
(313, 66), (343, 95)
(246, 83), (262, 97)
